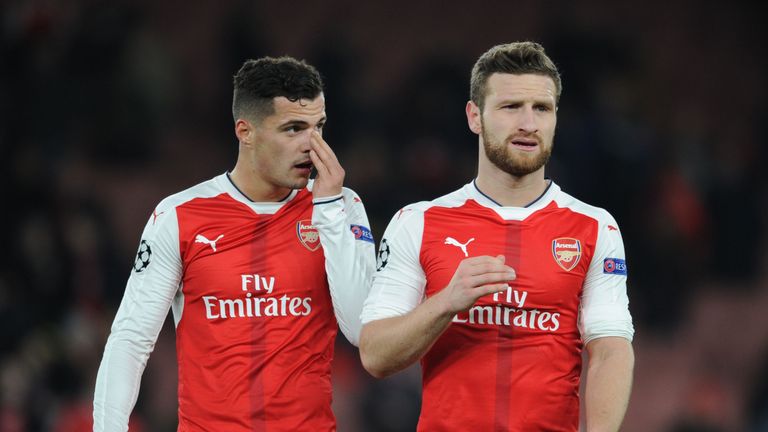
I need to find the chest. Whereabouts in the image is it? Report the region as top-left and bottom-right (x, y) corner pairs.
(176, 197), (328, 299)
(420, 207), (597, 310)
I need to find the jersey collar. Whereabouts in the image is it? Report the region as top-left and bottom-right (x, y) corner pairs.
(216, 172), (300, 214)
(467, 178), (560, 220)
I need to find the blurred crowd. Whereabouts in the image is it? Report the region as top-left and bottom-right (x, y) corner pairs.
(2, 1), (767, 431)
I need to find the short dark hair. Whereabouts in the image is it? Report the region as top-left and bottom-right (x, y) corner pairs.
(470, 42), (562, 109)
(232, 56), (324, 122)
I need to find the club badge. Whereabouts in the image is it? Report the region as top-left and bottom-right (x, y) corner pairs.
(297, 219), (321, 251)
(552, 237), (582, 271)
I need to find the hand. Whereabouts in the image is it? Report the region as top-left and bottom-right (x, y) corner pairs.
(309, 131), (344, 198)
(436, 255), (516, 315)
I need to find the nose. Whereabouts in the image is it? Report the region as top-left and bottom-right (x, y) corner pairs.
(518, 106), (538, 133)
(300, 130), (313, 152)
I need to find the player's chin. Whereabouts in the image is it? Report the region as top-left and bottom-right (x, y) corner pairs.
(290, 176), (310, 189)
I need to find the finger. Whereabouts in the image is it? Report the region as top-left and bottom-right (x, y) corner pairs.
(463, 255), (507, 266)
(466, 262), (516, 278)
(311, 131), (340, 164)
(309, 150), (330, 177)
(310, 140), (342, 180)
(459, 255), (504, 267)
(467, 272), (516, 287)
(310, 133), (340, 170)
(475, 283), (510, 298)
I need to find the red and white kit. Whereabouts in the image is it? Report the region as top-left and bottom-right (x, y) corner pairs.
(94, 173), (375, 431)
(362, 180), (634, 431)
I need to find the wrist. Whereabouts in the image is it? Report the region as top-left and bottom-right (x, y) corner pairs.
(312, 195), (343, 205)
(312, 185), (343, 199)
(429, 289), (458, 319)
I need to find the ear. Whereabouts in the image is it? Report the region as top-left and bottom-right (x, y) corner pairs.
(235, 118), (254, 146)
(466, 101), (482, 135)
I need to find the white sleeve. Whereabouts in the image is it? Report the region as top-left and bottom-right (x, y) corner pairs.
(312, 188), (376, 346)
(579, 212), (634, 345)
(93, 206), (182, 431)
(361, 206), (427, 324)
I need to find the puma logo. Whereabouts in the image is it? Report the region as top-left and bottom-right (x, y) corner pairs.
(152, 209), (165, 225)
(444, 237), (475, 257)
(195, 234), (224, 252)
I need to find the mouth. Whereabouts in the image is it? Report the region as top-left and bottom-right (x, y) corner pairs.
(509, 137), (539, 152)
(294, 161), (314, 174)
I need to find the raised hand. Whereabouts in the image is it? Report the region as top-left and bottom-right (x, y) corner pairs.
(309, 131), (345, 199)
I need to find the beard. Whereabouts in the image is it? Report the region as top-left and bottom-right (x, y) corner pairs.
(481, 118), (552, 177)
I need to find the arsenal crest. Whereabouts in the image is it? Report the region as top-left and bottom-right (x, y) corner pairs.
(552, 238), (582, 271)
(297, 219), (321, 251)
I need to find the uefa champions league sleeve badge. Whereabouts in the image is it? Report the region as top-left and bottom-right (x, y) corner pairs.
(133, 240), (152, 273)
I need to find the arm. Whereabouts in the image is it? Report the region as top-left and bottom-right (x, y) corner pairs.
(309, 131), (376, 346)
(579, 212), (635, 432)
(312, 191), (375, 345)
(93, 207), (181, 431)
(584, 336), (634, 432)
(359, 290), (453, 378)
(360, 255), (515, 378)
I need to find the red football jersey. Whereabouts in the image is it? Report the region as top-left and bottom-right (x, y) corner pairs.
(95, 174), (375, 431)
(174, 188), (335, 430)
(363, 181), (633, 431)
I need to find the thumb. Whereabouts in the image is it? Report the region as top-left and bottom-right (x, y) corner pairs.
(496, 254), (506, 263)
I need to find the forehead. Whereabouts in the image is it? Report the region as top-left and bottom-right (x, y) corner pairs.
(485, 73), (556, 104)
(269, 93), (326, 121)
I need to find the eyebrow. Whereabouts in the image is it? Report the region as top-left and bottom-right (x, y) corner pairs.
(278, 116), (327, 129)
(497, 96), (554, 104)
(496, 98), (555, 108)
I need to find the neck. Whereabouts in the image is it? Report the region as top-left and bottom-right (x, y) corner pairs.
(229, 163), (292, 203)
(475, 159), (548, 207)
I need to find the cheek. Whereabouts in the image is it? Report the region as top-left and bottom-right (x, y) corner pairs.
(263, 138), (290, 158)
(254, 144), (284, 172)
(548, 121), (558, 140)
(538, 117), (556, 137)
(481, 116), (504, 135)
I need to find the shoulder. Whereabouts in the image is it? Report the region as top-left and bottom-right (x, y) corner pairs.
(384, 185), (473, 234)
(397, 185), (473, 217)
(553, 188), (618, 227)
(340, 186), (365, 207)
(430, 185), (474, 209)
(155, 175), (227, 213)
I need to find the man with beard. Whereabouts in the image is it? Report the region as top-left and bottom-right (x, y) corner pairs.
(359, 42), (634, 432)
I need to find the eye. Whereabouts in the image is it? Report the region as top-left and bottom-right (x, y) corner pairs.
(283, 124), (304, 134)
(534, 104), (553, 112)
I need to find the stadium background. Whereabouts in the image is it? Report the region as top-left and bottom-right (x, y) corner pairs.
(2, 1), (767, 430)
